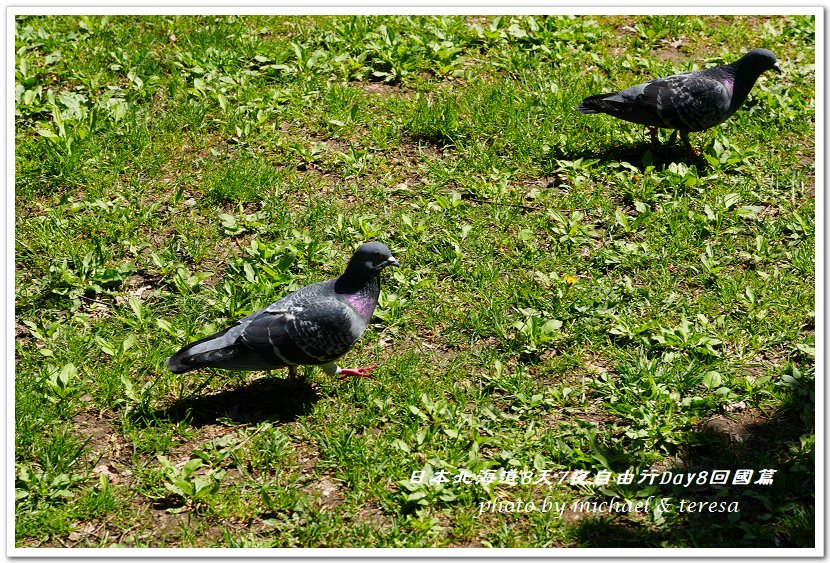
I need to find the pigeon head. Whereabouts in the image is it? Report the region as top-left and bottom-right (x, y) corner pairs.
(739, 48), (781, 75)
(340, 241), (398, 282)
(354, 241), (398, 270)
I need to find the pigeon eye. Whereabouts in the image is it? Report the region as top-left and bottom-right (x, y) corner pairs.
(372, 252), (383, 261)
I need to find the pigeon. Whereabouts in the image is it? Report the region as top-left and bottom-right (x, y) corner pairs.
(577, 48), (781, 153)
(166, 241), (398, 381)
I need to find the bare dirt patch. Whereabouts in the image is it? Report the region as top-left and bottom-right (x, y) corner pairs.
(353, 500), (393, 529)
(72, 409), (134, 486)
(358, 80), (416, 99)
(303, 472), (345, 510)
(700, 410), (768, 445)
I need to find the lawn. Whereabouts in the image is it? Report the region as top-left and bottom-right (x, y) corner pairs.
(14, 14), (816, 549)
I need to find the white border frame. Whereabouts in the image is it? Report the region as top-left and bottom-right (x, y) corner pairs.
(6, 3), (824, 559)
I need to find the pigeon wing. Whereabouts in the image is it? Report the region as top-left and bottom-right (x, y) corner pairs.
(238, 294), (364, 367)
(640, 73), (731, 131)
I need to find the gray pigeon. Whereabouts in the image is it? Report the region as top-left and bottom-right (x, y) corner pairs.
(577, 48), (781, 153)
(166, 241), (398, 381)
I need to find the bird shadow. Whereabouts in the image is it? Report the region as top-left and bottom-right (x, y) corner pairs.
(566, 382), (814, 548)
(139, 376), (320, 428)
(563, 141), (708, 170)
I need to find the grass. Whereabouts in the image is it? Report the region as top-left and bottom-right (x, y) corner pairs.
(15, 14), (816, 549)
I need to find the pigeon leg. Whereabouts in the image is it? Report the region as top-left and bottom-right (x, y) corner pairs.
(679, 131), (700, 156)
(648, 127), (659, 145)
(320, 362), (377, 381)
(338, 365), (378, 380)
(288, 365), (298, 384)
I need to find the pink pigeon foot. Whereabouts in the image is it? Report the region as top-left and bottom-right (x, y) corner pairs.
(680, 131), (700, 156)
(338, 365), (378, 380)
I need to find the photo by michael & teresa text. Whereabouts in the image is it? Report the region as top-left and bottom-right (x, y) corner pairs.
(475, 496), (741, 519)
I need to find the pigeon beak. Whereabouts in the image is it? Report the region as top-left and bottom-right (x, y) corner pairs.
(382, 256), (399, 268)
(773, 63), (782, 74)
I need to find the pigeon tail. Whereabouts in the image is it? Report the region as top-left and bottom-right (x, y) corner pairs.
(166, 352), (206, 375)
(577, 93), (614, 114)
(165, 324), (277, 373)
(166, 355), (196, 374)
(165, 325), (237, 373)
(165, 345), (227, 374)
(166, 342), (280, 373)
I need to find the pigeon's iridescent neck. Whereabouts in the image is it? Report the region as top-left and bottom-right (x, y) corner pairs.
(343, 293), (376, 321)
(724, 77), (734, 96)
